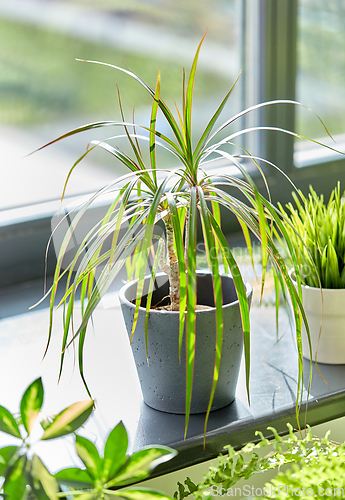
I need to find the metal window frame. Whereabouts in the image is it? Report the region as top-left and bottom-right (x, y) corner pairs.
(243, 0), (345, 205)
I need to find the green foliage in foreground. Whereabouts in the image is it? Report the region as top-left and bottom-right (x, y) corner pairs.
(175, 423), (345, 500)
(279, 183), (345, 288)
(0, 378), (176, 499)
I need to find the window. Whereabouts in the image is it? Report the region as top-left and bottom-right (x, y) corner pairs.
(0, 0), (242, 211)
(295, 0), (345, 167)
(2, 0), (345, 288)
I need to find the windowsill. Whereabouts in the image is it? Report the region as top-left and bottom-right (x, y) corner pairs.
(1, 278), (345, 478)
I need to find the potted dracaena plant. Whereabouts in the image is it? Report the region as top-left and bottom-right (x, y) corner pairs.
(278, 183), (345, 364)
(34, 33), (337, 438)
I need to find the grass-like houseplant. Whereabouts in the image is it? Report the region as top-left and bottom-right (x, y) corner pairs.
(35, 33), (335, 436)
(279, 183), (345, 364)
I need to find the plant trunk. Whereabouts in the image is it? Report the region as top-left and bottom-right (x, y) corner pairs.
(162, 215), (180, 310)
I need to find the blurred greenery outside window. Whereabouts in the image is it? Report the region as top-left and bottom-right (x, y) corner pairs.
(0, 0), (242, 211)
(295, 0), (345, 167)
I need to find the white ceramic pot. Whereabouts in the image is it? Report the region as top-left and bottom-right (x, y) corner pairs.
(297, 282), (345, 364)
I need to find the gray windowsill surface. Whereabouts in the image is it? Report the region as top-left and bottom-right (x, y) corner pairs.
(1, 278), (345, 478)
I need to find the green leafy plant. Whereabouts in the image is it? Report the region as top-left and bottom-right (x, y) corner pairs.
(35, 32), (340, 436)
(174, 424), (345, 500)
(0, 378), (176, 499)
(279, 183), (345, 289)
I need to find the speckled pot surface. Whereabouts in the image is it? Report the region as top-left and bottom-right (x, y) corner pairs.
(119, 272), (252, 414)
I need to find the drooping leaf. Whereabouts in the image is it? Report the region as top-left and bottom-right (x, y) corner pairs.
(131, 176), (172, 339)
(149, 70), (161, 186)
(41, 400), (94, 440)
(184, 187), (197, 437)
(209, 215), (251, 402)
(197, 187), (223, 441)
(20, 377), (44, 435)
(144, 238), (164, 358)
(166, 193), (187, 361)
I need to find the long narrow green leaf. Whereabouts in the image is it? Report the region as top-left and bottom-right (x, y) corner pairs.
(63, 214), (152, 351)
(144, 238), (164, 358)
(262, 197), (313, 424)
(184, 186), (197, 437)
(44, 174), (137, 357)
(209, 215), (251, 403)
(205, 180), (229, 273)
(205, 99), (334, 148)
(76, 58), (186, 152)
(166, 193), (187, 361)
(150, 70), (161, 186)
(256, 189), (268, 303)
(197, 187), (223, 441)
(184, 31), (207, 165)
(78, 325), (90, 398)
(131, 176), (172, 339)
(116, 85), (148, 179)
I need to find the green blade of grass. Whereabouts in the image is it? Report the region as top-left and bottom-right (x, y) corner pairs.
(76, 58), (186, 153)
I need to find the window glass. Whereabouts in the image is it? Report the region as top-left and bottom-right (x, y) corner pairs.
(0, 0), (241, 211)
(296, 0), (345, 153)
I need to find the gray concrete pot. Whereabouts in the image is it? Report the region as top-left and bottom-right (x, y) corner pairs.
(119, 272), (252, 414)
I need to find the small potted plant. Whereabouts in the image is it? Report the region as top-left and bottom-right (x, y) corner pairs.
(37, 33), (330, 436)
(279, 183), (345, 364)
